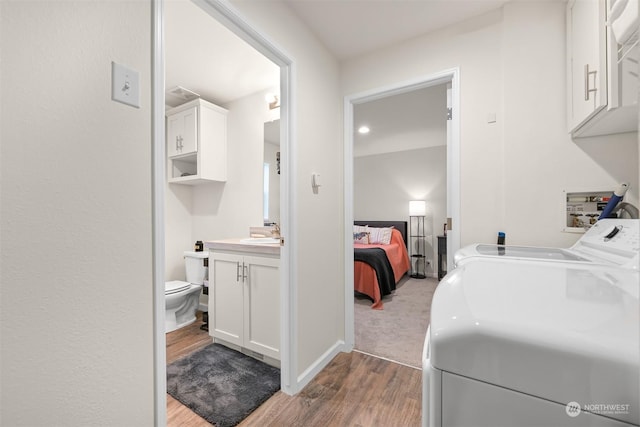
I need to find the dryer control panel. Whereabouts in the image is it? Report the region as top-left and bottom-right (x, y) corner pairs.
(572, 219), (639, 269)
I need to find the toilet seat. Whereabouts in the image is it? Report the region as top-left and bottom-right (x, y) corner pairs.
(165, 280), (191, 295)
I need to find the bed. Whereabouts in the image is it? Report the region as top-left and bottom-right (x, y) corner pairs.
(354, 220), (411, 309)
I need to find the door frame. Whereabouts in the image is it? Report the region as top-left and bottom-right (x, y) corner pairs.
(342, 68), (460, 349)
(152, 0), (297, 424)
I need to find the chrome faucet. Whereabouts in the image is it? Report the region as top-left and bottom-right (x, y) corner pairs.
(271, 223), (280, 238)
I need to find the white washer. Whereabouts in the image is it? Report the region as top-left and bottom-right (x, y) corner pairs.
(454, 218), (639, 270)
(423, 220), (640, 427)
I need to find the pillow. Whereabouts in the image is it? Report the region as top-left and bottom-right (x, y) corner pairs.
(368, 226), (393, 245)
(353, 225), (369, 234)
(353, 231), (370, 244)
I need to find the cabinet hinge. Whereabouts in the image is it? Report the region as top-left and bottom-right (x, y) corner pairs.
(446, 107), (452, 120)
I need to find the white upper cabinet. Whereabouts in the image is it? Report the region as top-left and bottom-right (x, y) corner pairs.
(567, 0), (639, 137)
(166, 98), (228, 184)
(167, 106), (198, 157)
(567, 0), (607, 130)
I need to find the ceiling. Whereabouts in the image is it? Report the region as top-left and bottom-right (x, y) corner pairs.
(354, 84), (448, 156)
(165, 0), (511, 107)
(283, 0), (511, 60)
(165, 0), (279, 107)
(165, 0), (511, 153)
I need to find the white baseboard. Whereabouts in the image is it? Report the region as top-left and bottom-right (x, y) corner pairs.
(198, 303), (208, 312)
(295, 340), (347, 392)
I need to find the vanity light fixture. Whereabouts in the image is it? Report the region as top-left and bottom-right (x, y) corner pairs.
(265, 93), (280, 110)
(358, 125), (370, 134)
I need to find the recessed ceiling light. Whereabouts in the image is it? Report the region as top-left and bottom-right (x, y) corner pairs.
(358, 125), (370, 134)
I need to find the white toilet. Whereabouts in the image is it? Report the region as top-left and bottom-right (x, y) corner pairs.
(165, 251), (208, 333)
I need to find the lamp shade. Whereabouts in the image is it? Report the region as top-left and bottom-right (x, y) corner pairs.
(409, 200), (426, 216)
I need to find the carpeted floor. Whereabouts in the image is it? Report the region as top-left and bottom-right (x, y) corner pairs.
(354, 276), (439, 368)
(167, 343), (280, 427)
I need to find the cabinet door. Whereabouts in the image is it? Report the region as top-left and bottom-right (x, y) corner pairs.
(568, 0), (607, 131)
(167, 106), (197, 157)
(243, 255), (280, 359)
(210, 252), (244, 346)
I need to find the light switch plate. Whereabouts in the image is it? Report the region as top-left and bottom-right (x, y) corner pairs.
(111, 61), (140, 108)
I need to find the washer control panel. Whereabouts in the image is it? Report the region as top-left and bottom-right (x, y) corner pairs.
(572, 219), (639, 268)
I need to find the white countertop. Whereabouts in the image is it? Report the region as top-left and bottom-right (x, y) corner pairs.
(205, 239), (281, 256)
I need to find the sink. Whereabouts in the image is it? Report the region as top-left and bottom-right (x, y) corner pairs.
(240, 237), (280, 245)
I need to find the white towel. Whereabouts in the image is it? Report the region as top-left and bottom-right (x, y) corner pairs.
(609, 0), (639, 45)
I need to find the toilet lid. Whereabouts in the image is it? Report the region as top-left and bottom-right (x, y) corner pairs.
(165, 280), (191, 295)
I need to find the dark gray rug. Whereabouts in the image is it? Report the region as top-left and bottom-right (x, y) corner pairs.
(167, 343), (280, 427)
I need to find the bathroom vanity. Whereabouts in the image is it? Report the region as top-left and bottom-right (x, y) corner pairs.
(205, 239), (280, 365)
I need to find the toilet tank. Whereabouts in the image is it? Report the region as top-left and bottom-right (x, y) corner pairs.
(184, 251), (208, 285)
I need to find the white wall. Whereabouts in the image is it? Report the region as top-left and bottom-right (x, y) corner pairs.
(231, 0), (344, 378)
(354, 146), (447, 276)
(192, 90), (277, 240)
(165, 184), (194, 280)
(342, 2), (639, 248)
(0, 2), (155, 426)
(343, 9), (505, 247)
(501, 2), (638, 246)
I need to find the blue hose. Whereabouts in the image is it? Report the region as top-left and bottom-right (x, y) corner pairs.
(598, 183), (629, 220)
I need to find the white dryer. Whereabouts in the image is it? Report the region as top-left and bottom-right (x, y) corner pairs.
(423, 219), (640, 427)
(453, 218), (639, 270)
(423, 259), (639, 427)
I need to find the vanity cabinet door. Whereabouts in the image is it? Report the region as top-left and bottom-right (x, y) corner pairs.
(210, 252), (244, 347)
(167, 106), (197, 158)
(209, 250), (280, 360)
(243, 255), (280, 360)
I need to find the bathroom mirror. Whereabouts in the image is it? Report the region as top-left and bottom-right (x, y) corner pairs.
(263, 119), (280, 225)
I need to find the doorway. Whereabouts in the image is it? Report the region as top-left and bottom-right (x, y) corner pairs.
(152, 0), (296, 424)
(343, 69), (461, 352)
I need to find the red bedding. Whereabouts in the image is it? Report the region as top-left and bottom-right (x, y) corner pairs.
(354, 228), (410, 309)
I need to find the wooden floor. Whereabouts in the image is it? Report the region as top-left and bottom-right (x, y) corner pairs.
(167, 312), (423, 427)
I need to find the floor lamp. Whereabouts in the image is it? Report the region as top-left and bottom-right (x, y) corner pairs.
(409, 200), (426, 279)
